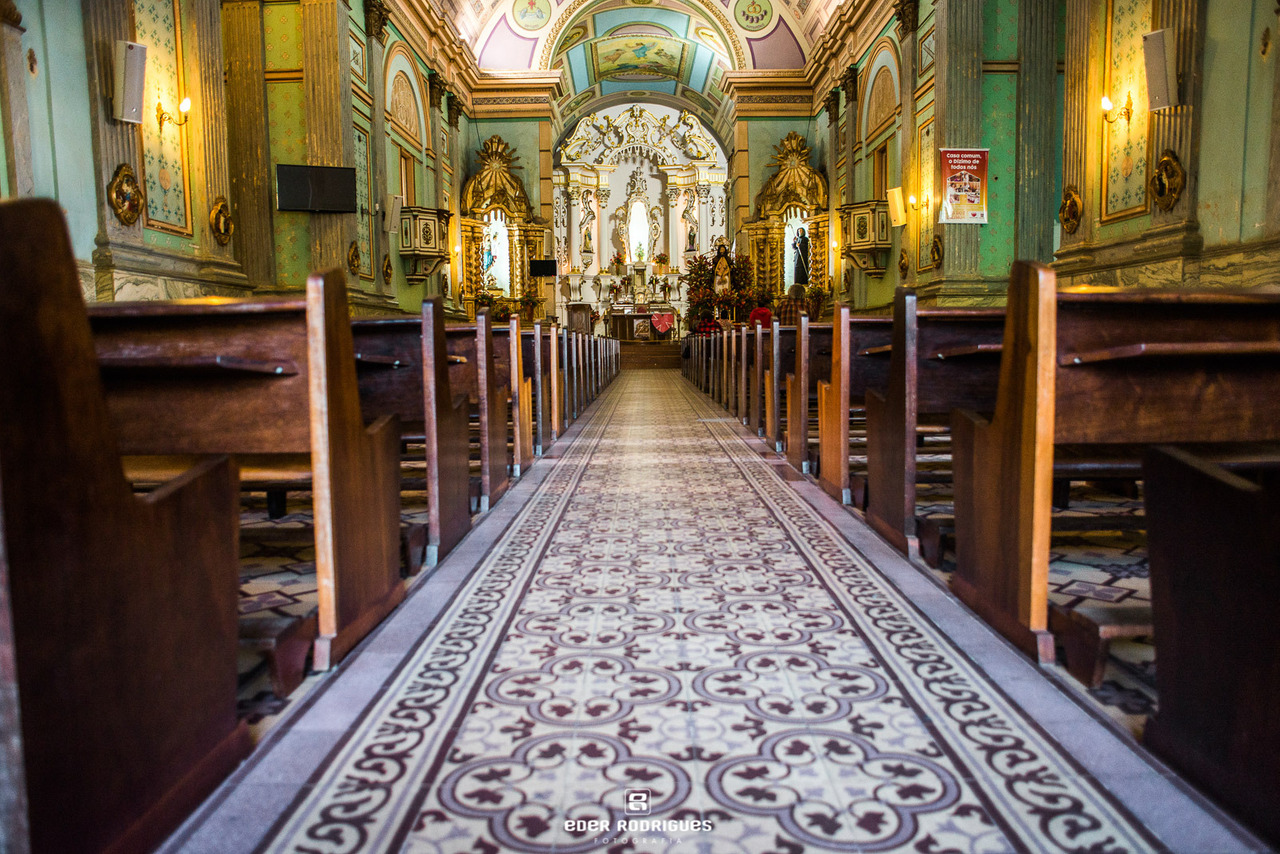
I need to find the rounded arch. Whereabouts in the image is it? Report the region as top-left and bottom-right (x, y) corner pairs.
(384, 44), (426, 147)
(860, 36), (901, 142)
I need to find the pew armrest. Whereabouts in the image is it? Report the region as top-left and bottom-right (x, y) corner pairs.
(1060, 340), (1280, 366)
(98, 354), (300, 375)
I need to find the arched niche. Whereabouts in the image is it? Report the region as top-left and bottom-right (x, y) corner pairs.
(383, 47), (426, 148)
(742, 132), (830, 298)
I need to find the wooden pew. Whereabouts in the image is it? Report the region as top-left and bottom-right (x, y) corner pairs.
(525, 322), (555, 454)
(764, 321), (797, 454)
(1142, 446), (1280, 847)
(491, 317), (535, 477)
(747, 321), (766, 435)
(90, 271), (403, 672)
(785, 317), (833, 474)
(1, 198), (250, 854)
(445, 313), (510, 512)
(861, 290), (1001, 550)
(951, 261), (1280, 663)
(815, 305), (894, 505)
(351, 297), (472, 567)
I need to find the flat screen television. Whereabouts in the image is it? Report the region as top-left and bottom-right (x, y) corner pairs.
(275, 164), (358, 213)
(528, 259), (557, 277)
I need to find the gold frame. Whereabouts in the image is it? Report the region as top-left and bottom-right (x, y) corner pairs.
(1099, 0), (1151, 224)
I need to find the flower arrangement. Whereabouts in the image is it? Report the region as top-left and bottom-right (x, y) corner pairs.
(474, 289), (498, 310)
(590, 308), (601, 327)
(516, 288), (542, 313)
(608, 250), (626, 269)
(654, 253), (669, 266)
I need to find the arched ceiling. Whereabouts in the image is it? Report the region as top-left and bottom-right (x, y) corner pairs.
(463, 0), (824, 133)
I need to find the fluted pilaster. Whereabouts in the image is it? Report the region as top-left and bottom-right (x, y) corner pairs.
(190, 0), (243, 281)
(1147, 0), (1205, 231)
(1015, 0), (1056, 262)
(302, 0), (356, 277)
(1059, 0), (1092, 250)
(935, 0), (983, 278)
(223, 2), (276, 289)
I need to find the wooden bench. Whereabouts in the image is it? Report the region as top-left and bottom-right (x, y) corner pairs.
(951, 260), (1280, 663)
(862, 290), (1002, 550)
(90, 271), (404, 674)
(764, 322), (797, 454)
(1, 198), (250, 854)
(351, 297), (472, 567)
(491, 317), (535, 476)
(815, 305), (894, 506)
(445, 312), (510, 512)
(523, 322), (556, 454)
(785, 317), (833, 474)
(1142, 445), (1280, 847)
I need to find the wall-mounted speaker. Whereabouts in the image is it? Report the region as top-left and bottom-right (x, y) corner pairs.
(113, 40), (146, 124)
(887, 187), (907, 227)
(1143, 29), (1179, 110)
(383, 193), (403, 233)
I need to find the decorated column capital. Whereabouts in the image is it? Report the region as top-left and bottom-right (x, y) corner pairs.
(893, 0), (919, 38)
(695, 183), (711, 202)
(823, 88), (840, 119)
(364, 0), (391, 45)
(841, 67), (858, 101)
(427, 72), (445, 111)
(667, 187), (681, 206)
(595, 187), (610, 206)
(446, 93), (462, 128)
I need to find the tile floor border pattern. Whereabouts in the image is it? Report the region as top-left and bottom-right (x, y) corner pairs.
(254, 376), (1157, 854)
(165, 371), (1265, 854)
(669, 380), (1167, 852)
(252, 383), (627, 853)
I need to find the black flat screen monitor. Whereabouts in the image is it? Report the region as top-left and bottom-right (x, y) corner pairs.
(528, 259), (557, 277)
(275, 164), (358, 213)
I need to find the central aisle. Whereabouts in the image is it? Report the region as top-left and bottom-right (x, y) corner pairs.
(168, 370), (1256, 854)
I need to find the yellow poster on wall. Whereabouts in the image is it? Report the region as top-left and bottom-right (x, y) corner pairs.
(939, 149), (989, 224)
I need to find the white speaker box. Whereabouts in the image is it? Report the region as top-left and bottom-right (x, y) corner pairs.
(383, 194), (403, 233)
(887, 187), (907, 227)
(113, 40), (146, 124)
(1143, 29), (1179, 110)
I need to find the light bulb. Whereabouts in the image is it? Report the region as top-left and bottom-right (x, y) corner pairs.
(1100, 95), (1114, 111)
(179, 97), (191, 113)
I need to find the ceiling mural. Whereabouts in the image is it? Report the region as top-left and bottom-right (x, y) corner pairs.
(458, 0), (817, 134)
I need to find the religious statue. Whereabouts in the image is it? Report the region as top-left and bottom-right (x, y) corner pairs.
(687, 223), (697, 252)
(793, 227), (811, 286)
(713, 245), (732, 294)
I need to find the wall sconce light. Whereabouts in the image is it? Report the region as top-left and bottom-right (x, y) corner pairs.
(156, 96), (190, 132)
(1101, 92), (1132, 124)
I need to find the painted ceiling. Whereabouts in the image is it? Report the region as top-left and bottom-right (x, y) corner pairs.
(460, 0), (825, 133)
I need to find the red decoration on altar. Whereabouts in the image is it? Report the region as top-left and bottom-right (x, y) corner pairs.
(651, 312), (674, 333)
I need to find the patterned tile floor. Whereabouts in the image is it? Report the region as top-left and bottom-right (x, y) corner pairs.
(165, 371), (1265, 854)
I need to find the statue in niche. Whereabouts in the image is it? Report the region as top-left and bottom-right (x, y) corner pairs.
(713, 244), (732, 293)
(687, 223), (697, 252)
(793, 227), (811, 286)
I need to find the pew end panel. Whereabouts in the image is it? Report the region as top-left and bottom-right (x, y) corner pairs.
(1142, 445), (1280, 846)
(306, 270), (404, 669)
(423, 299), (473, 563)
(950, 261), (1059, 665)
(0, 198), (250, 854)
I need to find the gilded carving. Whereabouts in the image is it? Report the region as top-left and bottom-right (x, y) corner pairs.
(107, 164), (143, 226)
(753, 133), (829, 220)
(557, 107), (717, 165)
(209, 196), (234, 246)
(390, 72), (420, 141)
(898, 249), (910, 277)
(930, 234), (944, 268)
(1058, 186), (1083, 234)
(1149, 150), (1185, 212)
(347, 241), (361, 275)
(461, 136), (532, 219)
(383, 254), (394, 284)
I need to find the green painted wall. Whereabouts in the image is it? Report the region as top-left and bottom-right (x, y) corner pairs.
(1198, 0), (1275, 246)
(267, 80), (311, 289)
(979, 73), (1016, 277)
(18, 0), (97, 261)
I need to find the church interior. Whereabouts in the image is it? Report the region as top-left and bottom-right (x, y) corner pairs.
(1, 0), (1278, 851)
